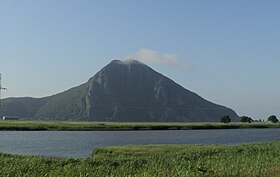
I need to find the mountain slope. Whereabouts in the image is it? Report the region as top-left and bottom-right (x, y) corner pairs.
(1, 97), (47, 118)
(85, 60), (238, 121)
(1, 59), (239, 122)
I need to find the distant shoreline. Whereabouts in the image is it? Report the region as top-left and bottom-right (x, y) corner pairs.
(0, 120), (279, 131)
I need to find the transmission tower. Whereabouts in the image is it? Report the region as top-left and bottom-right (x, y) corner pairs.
(0, 73), (7, 117)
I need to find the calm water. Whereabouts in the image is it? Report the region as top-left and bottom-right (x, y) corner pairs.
(0, 129), (280, 158)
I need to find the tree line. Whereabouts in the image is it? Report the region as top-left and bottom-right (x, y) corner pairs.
(220, 115), (279, 123)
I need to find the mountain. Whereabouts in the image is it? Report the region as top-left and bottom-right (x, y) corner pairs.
(1, 59), (239, 122)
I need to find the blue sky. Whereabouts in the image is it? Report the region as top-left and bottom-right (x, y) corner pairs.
(1, 0), (280, 119)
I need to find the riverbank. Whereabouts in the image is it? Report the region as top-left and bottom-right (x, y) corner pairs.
(1, 141), (280, 176)
(0, 120), (279, 131)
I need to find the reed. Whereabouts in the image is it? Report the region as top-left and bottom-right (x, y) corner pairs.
(1, 141), (280, 176)
(0, 120), (279, 131)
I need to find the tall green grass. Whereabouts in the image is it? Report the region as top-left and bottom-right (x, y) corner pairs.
(0, 120), (279, 131)
(1, 141), (280, 176)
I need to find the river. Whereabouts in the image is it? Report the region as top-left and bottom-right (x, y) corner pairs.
(0, 129), (279, 158)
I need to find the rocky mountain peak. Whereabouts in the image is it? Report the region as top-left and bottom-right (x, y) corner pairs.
(110, 59), (144, 65)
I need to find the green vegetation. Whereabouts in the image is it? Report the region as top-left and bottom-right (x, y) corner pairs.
(268, 115), (279, 123)
(1, 141), (280, 176)
(220, 115), (231, 123)
(240, 116), (254, 123)
(0, 120), (280, 131)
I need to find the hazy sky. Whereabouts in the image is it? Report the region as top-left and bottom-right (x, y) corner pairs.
(1, 0), (280, 119)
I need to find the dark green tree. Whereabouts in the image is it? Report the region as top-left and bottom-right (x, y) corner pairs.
(240, 116), (253, 123)
(267, 115), (278, 123)
(220, 115), (231, 123)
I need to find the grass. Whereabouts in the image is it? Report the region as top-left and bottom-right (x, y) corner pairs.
(0, 120), (280, 131)
(1, 141), (280, 176)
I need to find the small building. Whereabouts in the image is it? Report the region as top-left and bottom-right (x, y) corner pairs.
(2, 116), (19, 120)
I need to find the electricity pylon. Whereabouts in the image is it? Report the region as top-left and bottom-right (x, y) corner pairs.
(0, 73), (7, 117)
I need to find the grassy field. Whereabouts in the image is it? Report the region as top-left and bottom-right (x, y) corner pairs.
(0, 120), (280, 131)
(1, 141), (280, 176)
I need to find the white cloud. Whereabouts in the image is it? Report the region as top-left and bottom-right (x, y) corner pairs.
(126, 48), (189, 68)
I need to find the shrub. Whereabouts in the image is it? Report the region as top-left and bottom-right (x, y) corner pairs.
(240, 116), (253, 123)
(220, 116), (231, 123)
(267, 115), (278, 123)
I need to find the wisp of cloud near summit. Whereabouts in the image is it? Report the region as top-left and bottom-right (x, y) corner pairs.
(126, 49), (190, 69)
